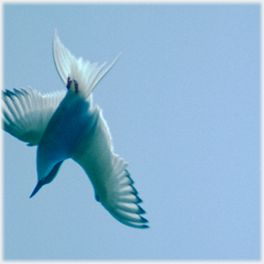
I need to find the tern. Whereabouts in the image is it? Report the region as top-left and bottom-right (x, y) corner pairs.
(2, 30), (148, 229)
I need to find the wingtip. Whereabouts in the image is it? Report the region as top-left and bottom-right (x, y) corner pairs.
(138, 205), (146, 214)
(142, 225), (149, 229)
(140, 216), (149, 228)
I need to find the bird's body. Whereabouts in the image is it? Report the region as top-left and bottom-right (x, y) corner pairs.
(2, 30), (148, 228)
(37, 91), (96, 183)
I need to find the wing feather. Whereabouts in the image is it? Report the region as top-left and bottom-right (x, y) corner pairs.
(72, 108), (148, 228)
(2, 87), (66, 146)
(102, 168), (149, 228)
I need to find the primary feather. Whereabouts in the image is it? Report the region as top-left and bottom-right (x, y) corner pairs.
(2, 87), (65, 146)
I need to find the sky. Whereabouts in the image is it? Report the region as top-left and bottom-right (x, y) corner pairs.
(2, 3), (260, 260)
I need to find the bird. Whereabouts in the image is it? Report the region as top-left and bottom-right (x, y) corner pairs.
(2, 29), (148, 229)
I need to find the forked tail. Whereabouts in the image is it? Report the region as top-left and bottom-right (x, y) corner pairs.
(53, 29), (121, 99)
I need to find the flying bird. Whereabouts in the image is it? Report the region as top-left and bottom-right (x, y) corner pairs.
(2, 30), (148, 229)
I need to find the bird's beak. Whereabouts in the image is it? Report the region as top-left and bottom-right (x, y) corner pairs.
(29, 181), (44, 198)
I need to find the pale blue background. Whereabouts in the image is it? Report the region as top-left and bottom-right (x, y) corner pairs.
(3, 4), (260, 260)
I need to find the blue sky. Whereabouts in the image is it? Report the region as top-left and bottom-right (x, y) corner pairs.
(3, 4), (260, 260)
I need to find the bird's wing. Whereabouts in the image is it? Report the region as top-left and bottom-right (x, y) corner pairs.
(2, 87), (66, 146)
(53, 30), (147, 228)
(53, 29), (120, 99)
(72, 108), (148, 229)
(100, 166), (149, 229)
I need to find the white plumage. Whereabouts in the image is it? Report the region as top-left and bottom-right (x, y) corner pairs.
(2, 30), (148, 229)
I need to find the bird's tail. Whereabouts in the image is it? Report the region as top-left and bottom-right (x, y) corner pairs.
(53, 29), (120, 99)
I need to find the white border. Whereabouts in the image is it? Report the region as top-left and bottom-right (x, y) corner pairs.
(0, 1), (262, 263)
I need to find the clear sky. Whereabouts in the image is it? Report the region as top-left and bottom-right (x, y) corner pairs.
(3, 4), (260, 260)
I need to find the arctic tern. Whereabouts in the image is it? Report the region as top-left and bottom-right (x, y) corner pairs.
(2, 30), (148, 229)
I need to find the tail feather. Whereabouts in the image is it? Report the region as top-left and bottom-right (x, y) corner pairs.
(53, 29), (121, 99)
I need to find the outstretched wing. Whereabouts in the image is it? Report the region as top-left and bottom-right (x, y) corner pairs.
(101, 166), (149, 229)
(53, 29), (148, 228)
(72, 107), (148, 229)
(53, 29), (120, 99)
(2, 87), (66, 146)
